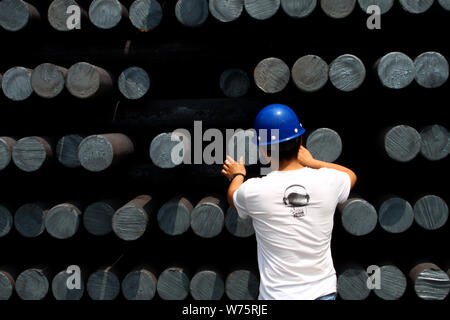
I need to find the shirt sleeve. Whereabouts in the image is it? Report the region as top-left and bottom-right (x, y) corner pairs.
(335, 170), (351, 205)
(233, 183), (251, 220)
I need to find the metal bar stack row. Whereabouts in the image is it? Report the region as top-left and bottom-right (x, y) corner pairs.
(1, 52), (448, 101)
(0, 266), (260, 300)
(0, 195), (256, 239)
(1, 192), (447, 240)
(1, 123), (448, 173)
(1, 0), (450, 32)
(2, 262), (449, 300)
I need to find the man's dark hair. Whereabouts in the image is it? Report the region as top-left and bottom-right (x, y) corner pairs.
(265, 136), (302, 161)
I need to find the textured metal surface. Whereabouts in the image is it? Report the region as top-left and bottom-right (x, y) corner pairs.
(439, 0), (450, 10)
(420, 125), (450, 161)
(399, 0), (435, 14)
(56, 134), (84, 168)
(112, 205), (148, 240)
(130, 0), (163, 31)
(48, 0), (81, 31)
(87, 269), (121, 300)
(209, 0), (243, 22)
(373, 265), (407, 300)
(320, 0), (356, 18)
(89, 0), (125, 29)
(292, 55), (329, 92)
(175, 0), (209, 27)
(220, 68), (250, 98)
(118, 66), (150, 100)
(112, 195), (151, 241)
(12, 137), (52, 172)
(384, 125), (422, 162)
(225, 206), (254, 238)
(225, 270), (259, 300)
(150, 132), (189, 169)
(14, 203), (47, 238)
(377, 52), (415, 89)
(329, 54), (366, 92)
(414, 195), (448, 231)
(52, 270), (85, 300)
(337, 265), (370, 300)
(0, 204), (13, 238)
(66, 62), (110, 98)
(378, 197), (414, 233)
(31, 63), (66, 98)
(122, 268), (157, 300)
(340, 198), (378, 236)
(1, 67), (33, 101)
(0, 137), (15, 171)
(0, 0), (33, 31)
(15, 268), (49, 300)
(78, 135), (114, 172)
(357, 0), (394, 14)
(191, 197), (225, 238)
(157, 196), (192, 236)
(306, 128), (342, 162)
(157, 267), (190, 300)
(254, 57), (290, 93)
(245, 0), (280, 20)
(83, 201), (116, 236)
(414, 268), (450, 300)
(281, 0), (317, 18)
(45, 203), (81, 239)
(0, 271), (14, 300)
(79, 133), (134, 172)
(190, 270), (224, 300)
(414, 52), (449, 88)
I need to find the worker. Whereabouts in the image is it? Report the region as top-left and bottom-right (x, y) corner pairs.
(221, 104), (357, 300)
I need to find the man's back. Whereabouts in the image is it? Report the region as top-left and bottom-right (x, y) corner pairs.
(233, 167), (351, 300)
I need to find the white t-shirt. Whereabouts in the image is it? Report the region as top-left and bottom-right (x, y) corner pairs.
(233, 167), (351, 300)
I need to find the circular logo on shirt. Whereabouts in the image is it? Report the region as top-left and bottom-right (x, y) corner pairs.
(283, 185), (310, 219)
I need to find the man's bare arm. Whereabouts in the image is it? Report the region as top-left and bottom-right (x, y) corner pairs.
(298, 146), (357, 189)
(221, 156), (247, 209)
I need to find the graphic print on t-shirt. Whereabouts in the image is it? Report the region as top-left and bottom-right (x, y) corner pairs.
(282, 185), (310, 219)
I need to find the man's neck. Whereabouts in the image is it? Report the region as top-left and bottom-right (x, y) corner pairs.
(273, 158), (305, 172)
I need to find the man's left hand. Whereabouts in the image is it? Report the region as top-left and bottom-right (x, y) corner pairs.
(222, 155), (246, 181)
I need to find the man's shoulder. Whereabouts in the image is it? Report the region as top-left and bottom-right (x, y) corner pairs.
(240, 177), (263, 189)
(242, 167), (337, 187)
(237, 176), (270, 195)
(315, 167), (342, 177)
(314, 167), (351, 193)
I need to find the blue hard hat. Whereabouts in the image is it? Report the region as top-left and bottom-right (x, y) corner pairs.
(254, 104), (305, 146)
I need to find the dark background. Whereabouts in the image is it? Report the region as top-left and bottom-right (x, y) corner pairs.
(0, 0), (449, 312)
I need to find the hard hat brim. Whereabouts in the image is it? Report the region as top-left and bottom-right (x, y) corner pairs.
(253, 127), (306, 146)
